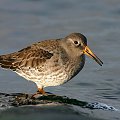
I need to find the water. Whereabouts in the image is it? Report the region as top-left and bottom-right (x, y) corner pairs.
(0, 0), (120, 119)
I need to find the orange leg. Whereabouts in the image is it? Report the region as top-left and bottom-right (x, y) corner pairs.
(37, 88), (46, 94)
(31, 88), (46, 98)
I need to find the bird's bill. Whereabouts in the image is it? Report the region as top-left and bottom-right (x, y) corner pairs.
(84, 46), (103, 66)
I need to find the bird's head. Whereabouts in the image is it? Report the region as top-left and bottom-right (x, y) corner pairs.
(64, 33), (103, 66)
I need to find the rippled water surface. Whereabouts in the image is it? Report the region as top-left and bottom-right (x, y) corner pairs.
(0, 0), (120, 120)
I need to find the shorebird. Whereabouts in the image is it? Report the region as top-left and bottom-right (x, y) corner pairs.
(0, 33), (103, 95)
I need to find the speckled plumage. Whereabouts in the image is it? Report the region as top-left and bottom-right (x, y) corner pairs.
(0, 33), (103, 94)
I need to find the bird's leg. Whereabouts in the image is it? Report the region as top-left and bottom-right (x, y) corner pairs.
(31, 88), (46, 98)
(37, 88), (46, 94)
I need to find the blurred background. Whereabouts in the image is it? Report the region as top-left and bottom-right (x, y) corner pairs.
(0, 0), (120, 120)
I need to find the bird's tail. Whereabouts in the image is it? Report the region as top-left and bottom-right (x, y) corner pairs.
(0, 54), (15, 70)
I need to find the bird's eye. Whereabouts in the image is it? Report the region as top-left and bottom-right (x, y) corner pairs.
(74, 41), (78, 44)
(74, 41), (80, 46)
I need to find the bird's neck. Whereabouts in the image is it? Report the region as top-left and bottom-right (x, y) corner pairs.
(64, 54), (85, 80)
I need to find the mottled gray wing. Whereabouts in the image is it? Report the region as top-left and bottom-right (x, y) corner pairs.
(0, 45), (53, 70)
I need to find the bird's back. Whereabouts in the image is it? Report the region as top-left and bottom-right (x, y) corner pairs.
(0, 39), (60, 70)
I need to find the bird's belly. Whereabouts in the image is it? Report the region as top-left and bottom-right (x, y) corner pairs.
(16, 66), (69, 87)
(15, 55), (84, 88)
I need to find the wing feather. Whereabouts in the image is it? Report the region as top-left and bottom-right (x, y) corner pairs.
(0, 45), (53, 70)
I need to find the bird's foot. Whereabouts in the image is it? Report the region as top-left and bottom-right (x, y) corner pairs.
(31, 88), (56, 99)
(37, 88), (46, 94)
(31, 88), (47, 99)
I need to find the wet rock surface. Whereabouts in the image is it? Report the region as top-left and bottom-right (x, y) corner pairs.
(0, 93), (118, 111)
(0, 93), (87, 108)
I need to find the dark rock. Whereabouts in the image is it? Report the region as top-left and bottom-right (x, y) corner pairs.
(0, 93), (87, 108)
